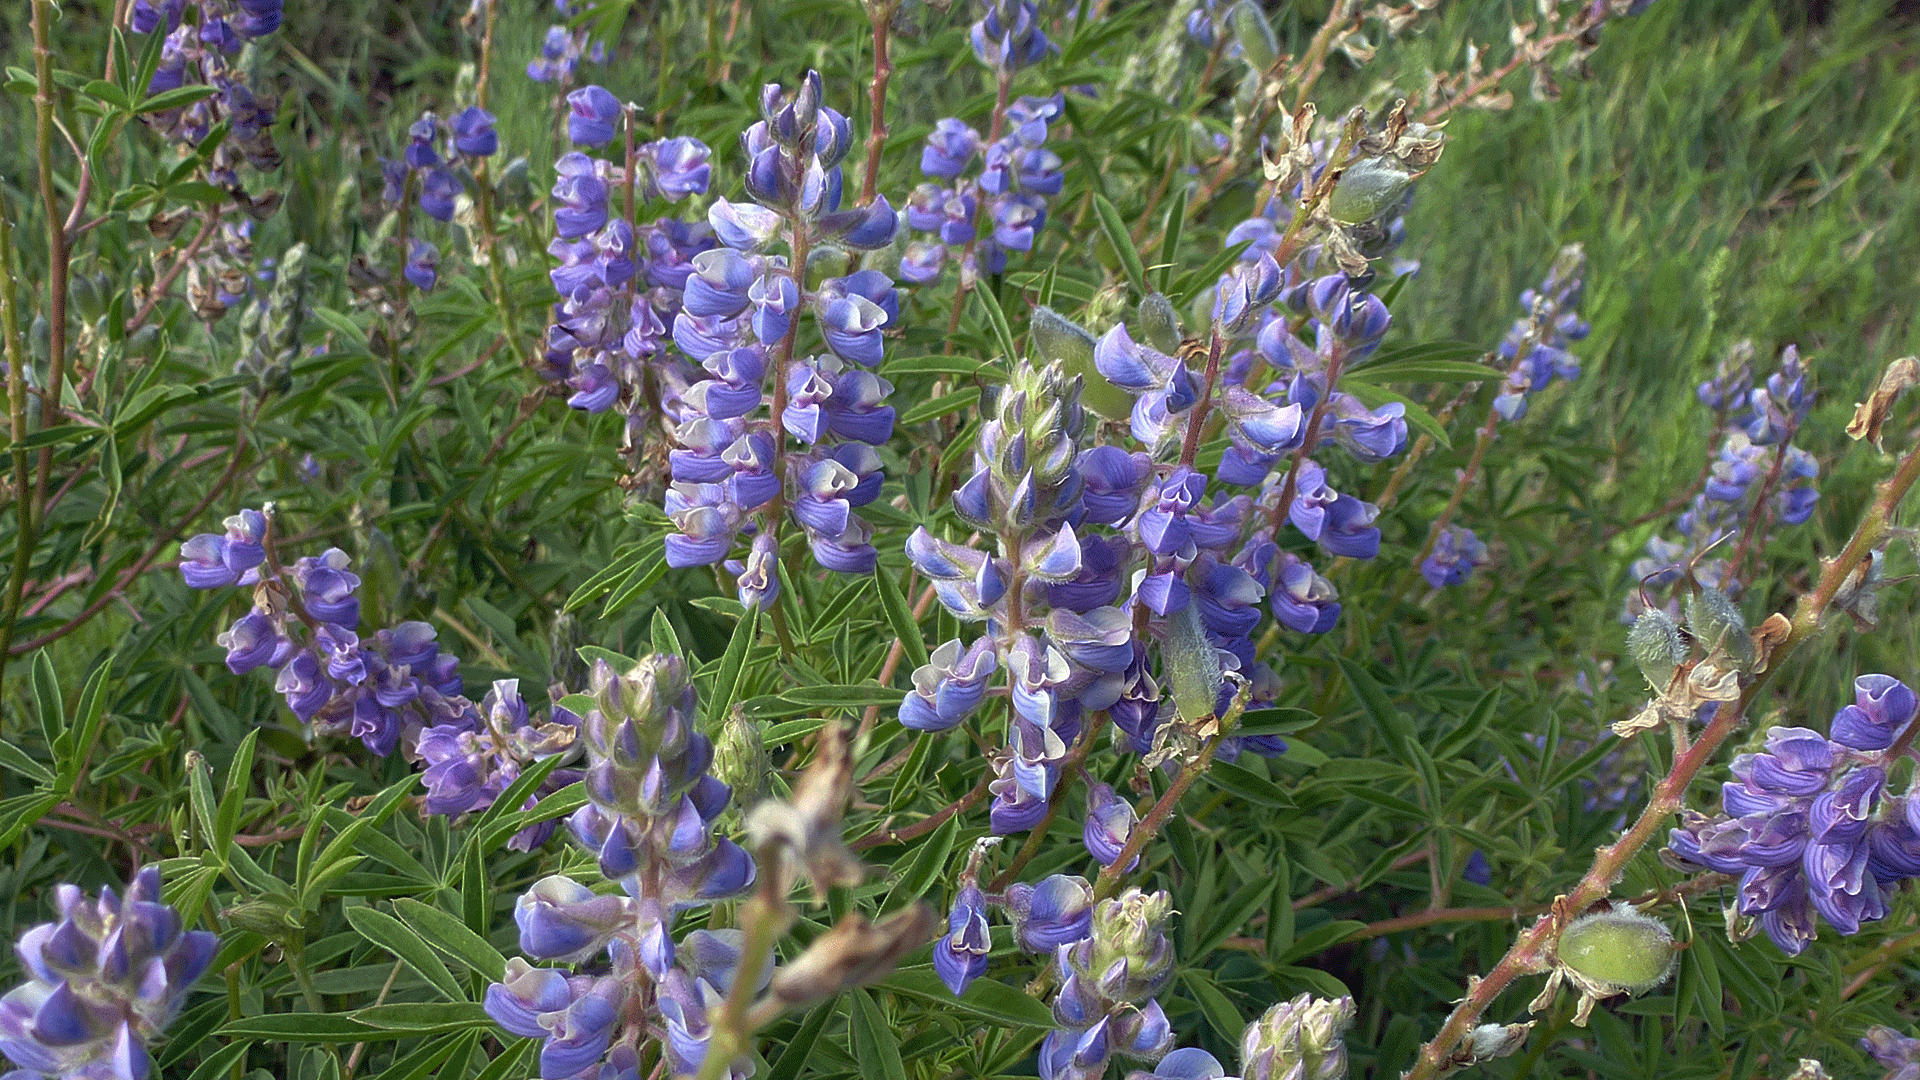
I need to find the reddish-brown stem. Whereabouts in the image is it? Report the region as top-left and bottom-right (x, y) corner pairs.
(124, 211), (221, 338)
(860, 2), (896, 206)
(1178, 332), (1225, 468)
(1290, 0), (1357, 110)
(1093, 725), (1234, 901)
(10, 437), (251, 655)
(1264, 344), (1351, 540)
(989, 711), (1113, 891)
(1403, 436), (1920, 1080)
(850, 774), (992, 852)
(1419, 29), (1582, 126)
(1726, 436), (1793, 583)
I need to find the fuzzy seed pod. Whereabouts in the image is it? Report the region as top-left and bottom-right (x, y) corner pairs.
(1627, 608), (1686, 691)
(1556, 910), (1677, 996)
(1686, 585), (1753, 668)
(1328, 157), (1414, 225)
(1033, 305), (1131, 421)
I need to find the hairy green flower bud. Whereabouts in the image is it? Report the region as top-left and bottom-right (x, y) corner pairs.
(1242, 993), (1356, 1080)
(1686, 584), (1752, 668)
(1138, 291), (1185, 356)
(1033, 305), (1132, 422)
(1556, 911), (1677, 996)
(1328, 157), (1414, 225)
(1165, 599), (1223, 724)
(1628, 608), (1686, 691)
(712, 706), (771, 809)
(1230, 0), (1280, 73)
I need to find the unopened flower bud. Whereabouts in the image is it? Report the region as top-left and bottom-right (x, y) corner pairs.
(1138, 291), (1185, 356)
(1230, 0), (1280, 72)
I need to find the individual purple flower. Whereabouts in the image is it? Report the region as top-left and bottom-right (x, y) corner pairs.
(405, 238), (440, 292)
(644, 137), (713, 201)
(553, 153), (610, 239)
(1083, 783), (1137, 869)
(417, 167), (461, 222)
(567, 85), (623, 147)
(970, 0), (1055, 72)
(405, 113), (442, 169)
(451, 105), (498, 157)
(921, 119), (983, 179)
(1005, 874), (1095, 954)
(935, 884), (993, 996)
(1269, 549), (1340, 634)
(901, 638), (999, 732)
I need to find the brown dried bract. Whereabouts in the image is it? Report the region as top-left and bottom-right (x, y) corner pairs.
(1846, 356), (1919, 451)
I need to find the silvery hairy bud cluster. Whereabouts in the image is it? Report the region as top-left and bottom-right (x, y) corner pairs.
(1041, 889), (1178, 1080)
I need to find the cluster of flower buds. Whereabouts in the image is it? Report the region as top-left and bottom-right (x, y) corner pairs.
(484, 653), (756, 1080)
(417, 679), (585, 850)
(970, 0), (1056, 73)
(1669, 674), (1920, 955)
(0, 866), (216, 1080)
(1490, 244), (1588, 422)
(1626, 342), (1818, 621)
(132, 0), (284, 196)
(178, 507), (471, 756)
(526, 20), (605, 84)
(1042, 888), (1178, 1080)
(902, 93), (1066, 285)
(1128, 993), (1357, 1080)
(1420, 525), (1488, 588)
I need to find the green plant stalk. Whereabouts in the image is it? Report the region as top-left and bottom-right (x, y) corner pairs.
(1, 196), (34, 673)
(1092, 729), (1228, 902)
(24, 0), (71, 652)
(1402, 435), (1920, 1080)
(283, 936), (329, 1015)
(693, 840), (790, 1080)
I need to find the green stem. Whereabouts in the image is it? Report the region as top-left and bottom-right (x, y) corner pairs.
(0, 194), (33, 674)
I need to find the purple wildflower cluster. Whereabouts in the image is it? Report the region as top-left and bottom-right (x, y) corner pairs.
(1421, 525), (1488, 588)
(0, 866), (215, 1080)
(417, 679), (586, 851)
(379, 104), (502, 290)
(483, 653), (756, 1080)
(178, 508), (469, 757)
(131, 0), (283, 194)
(970, 0), (1057, 74)
(931, 867), (1176, 1080)
(1670, 674), (1920, 955)
(902, 93), (1066, 285)
(526, 1), (605, 85)
(1627, 343), (1817, 618)
(660, 71), (900, 591)
(1489, 246), (1589, 423)
(1128, 993), (1357, 1080)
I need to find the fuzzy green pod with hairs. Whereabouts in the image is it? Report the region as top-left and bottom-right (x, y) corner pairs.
(1686, 584), (1753, 669)
(1628, 608), (1686, 690)
(1032, 304), (1132, 422)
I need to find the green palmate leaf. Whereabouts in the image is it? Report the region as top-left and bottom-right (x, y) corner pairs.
(216, 1014), (387, 1043)
(31, 650), (63, 749)
(1339, 381), (1451, 449)
(349, 1002), (492, 1031)
(1343, 358), (1497, 384)
(874, 565), (930, 671)
(136, 83), (219, 114)
(901, 387), (981, 425)
(780, 682), (903, 709)
(766, 1001), (836, 1080)
(1273, 920), (1370, 964)
(882, 354), (1007, 381)
(1092, 193), (1148, 297)
(705, 606), (761, 728)
(360, 1031), (474, 1080)
(0, 741), (53, 787)
(881, 811), (959, 913)
(1187, 875), (1276, 959)
(345, 906), (466, 1001)
(882, 969), (1054, 1028)
(1206, 760), (1295, 808)
(186, 751), (218, 849)
(1355, 340), (1488, 369)
(214, 730), (257, 850)
(1235, 707), (1320, 739)
(1181, 969), (1244, 1043)
(973, 285), (1019, 366)
(849, 989), (907, 1080)
(183, 1039), (252, 1080)
(393, 898), (507, 981)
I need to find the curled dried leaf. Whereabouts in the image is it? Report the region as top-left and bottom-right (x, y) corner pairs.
(1846, 355), (1919, 450)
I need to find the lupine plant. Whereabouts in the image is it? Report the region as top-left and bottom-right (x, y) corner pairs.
(6, 2), (1920, 1080)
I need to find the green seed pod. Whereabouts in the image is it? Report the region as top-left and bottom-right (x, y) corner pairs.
(68, 272), (102, 322)
(1032, 305), (1132, 422)
(29, 314), (49, 365)
(1327, 157), (1414, 225)
(1627, 608), (1686, 691)
(1230, 0), (1280, 74)
(1138, 291), (1184, 355)
(225, 898), (304, 937)
(1165, 599), (1223, 724)
(495, 156), (533, 209)
(1686, 585), (1753, 668)
(1556, 911), (1677, 996)
(124, 324), (162, 361)
(712, 707), (772, 812)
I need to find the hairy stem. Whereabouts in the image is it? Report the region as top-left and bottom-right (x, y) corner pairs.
(860, 2), (897, 206)
(1403, 435), (1920, 1080)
